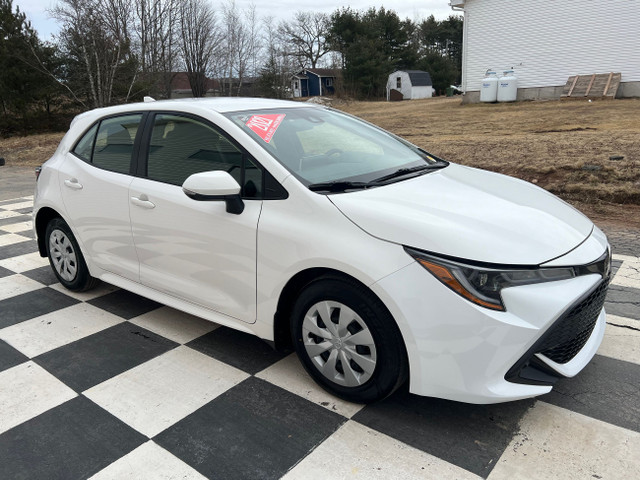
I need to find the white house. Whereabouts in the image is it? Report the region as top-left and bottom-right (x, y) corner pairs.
(450, 0), (640, 102)
(386, 70), (433, 101)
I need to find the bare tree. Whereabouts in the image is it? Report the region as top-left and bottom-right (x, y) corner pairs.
(279, 11), (330, 69)
(179, 0), (220, 97)
(135, 0), (180, 97)
(51, 0), (136, 107)
(258, 16), (294, 98)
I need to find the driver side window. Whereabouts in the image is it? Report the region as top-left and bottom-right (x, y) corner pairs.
(146, 114), (262, 197)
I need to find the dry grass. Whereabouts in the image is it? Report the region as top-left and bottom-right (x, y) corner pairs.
(0, 133), (63, 167)
(1, 97), (639, 227)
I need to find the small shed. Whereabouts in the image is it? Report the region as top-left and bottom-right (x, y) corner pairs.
(292, 69), (340, 98)
(386, 70), (433, 101)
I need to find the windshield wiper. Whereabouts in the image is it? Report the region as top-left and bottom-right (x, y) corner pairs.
(371, 163), (446, 183)
(308, 180), (374, 192)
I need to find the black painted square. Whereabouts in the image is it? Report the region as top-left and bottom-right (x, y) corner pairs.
(155, 377), (345, 480)
(0, 340), (29, 373)
(605, 284), (640, 320)
(0, 288), (79, 329)
(610, 259), (623, 278)
(0, 239), (38, 260)
(542, 354), (640, 434)
(22, 266), (58, 286)
(0, 264), (13, 278)
(88, 289), (162, 319)
(17, 229), (35, 239)
(187, 327), (287, 375)
(0, 214), (31, 227)
(353, 388), (534, 478)
(0, 396), (146, 480)
(35, 322), (178, 392)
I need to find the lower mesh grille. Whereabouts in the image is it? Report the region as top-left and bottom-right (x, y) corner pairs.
(537, 279), (609, 364)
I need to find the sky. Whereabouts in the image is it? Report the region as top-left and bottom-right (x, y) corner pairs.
(15, 0), (458, 41)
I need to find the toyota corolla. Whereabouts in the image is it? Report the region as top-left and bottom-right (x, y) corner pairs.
(33, 98), (611, 404)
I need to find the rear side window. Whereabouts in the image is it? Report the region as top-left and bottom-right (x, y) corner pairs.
(92, 114), (143, 174)
(73, 124), (98, 161)
(146, 114), (263, 198)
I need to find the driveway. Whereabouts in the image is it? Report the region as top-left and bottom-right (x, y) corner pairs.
(1, 169), (639, 479)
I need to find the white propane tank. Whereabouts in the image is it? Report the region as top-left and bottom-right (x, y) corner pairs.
(480, 71), (499, 103)
(497, 70), (518, 102)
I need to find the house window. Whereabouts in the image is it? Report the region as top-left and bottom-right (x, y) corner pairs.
(396, 77), (402, 89)
(294, 81), (299, 90)
(326, 77), (333, 87)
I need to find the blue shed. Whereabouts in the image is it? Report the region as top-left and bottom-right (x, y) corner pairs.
(292, 69), (340, 98)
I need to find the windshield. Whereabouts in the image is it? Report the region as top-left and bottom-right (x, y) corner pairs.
(224, 107), (445, 187)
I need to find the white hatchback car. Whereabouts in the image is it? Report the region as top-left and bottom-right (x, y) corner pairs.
(34, 98), (611, 404)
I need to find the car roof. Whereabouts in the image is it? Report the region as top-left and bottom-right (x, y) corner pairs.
(73, 97), (311, 123)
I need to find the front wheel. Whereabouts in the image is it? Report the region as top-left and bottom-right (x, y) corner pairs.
(45, 218), (98, 292)
(291, 277), (408, 403)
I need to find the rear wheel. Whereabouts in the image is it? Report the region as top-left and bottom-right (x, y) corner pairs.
(45, 218), (98, 291)
(291, 277), (408, 403)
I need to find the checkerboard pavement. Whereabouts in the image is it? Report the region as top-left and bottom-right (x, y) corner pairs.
(1, 196), (639, 480)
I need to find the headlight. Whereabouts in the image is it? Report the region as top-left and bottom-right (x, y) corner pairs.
(404, 247), (576, 311)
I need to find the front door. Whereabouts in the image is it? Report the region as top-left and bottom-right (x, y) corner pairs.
(129, 113), (262, 323)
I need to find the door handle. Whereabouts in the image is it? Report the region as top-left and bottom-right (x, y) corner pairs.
(130, 194), (156, 209)
(64, 178), (83, 190)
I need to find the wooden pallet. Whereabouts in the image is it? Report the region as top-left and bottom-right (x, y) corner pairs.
(561, 72), (621, 98)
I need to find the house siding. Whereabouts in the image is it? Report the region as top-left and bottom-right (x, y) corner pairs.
(460, 0), (640, 93)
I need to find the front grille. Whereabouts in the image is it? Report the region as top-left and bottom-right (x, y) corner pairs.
(505, 275), (610, 385)
(537, 279), (609, 364)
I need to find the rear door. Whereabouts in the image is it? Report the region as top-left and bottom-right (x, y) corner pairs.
(129, 113), (263, 323)
(59, 113), (144, 280)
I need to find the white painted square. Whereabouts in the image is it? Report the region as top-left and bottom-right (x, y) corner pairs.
(84, 345), (249, 437)
(49, 281), (119, 301)
(0, 274), (44, 301)
(256, 353), (364, 418)
(0, 233), (31, 247)
(611, 258), (640, 289)
(0, 210), (21, 220)
(0, 201), (33, 211)
(0, 361), (77, 434)
(0, 252), (49, 273)
(129, 306), (218, 344)
(0, 303), (124, 358)
(89, 441), (207, 480)
(0, 220), (33, 233)
(487, 402), (640, 480)
(283, 420), (481, 480)
(599, 314), (640, 366)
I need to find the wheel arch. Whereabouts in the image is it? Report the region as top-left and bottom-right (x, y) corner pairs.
(272, 267), (403, 353)
(35, 207), (62, 257)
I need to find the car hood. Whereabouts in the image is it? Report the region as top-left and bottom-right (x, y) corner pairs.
(329, 164), (593, 265)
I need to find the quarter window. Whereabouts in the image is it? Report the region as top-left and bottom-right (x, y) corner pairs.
(93, 114), (143, 174)
(146, 114), (263, 198)
(72, 124), (98, 162)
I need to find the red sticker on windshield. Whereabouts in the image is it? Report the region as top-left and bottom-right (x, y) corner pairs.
(245, 114), (285, 143)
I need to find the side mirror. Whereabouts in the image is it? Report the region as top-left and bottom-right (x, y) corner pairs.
(182, 171), (244, 214)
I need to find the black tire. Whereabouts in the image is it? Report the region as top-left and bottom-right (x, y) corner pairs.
(291, 276), (408, 403)
(45, 217), (98, 292)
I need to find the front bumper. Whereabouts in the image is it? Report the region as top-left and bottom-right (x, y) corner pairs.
(371, 249), (609, 404)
